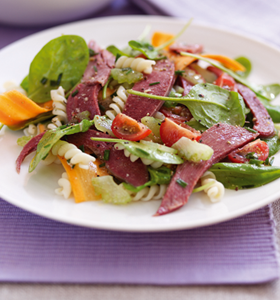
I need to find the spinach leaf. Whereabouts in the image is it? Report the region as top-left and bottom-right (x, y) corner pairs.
(27, 35), (89, 103)
(128, 40), (164, 60)
(181, 52), (280, 102)
(29, 119), (94, 172)
(123, 166), (171, 192)
(262, 130), (280, 156)
(186, 119), (208, 132)
(90, 137), (184, 165)
(186, 83), (246, 128)
(20, 75), (29, 92)
(210, 162), (280, 189)
(258, 97), (280, 123)
(235, 56), (251, 78)
(106, 45), (130, 57)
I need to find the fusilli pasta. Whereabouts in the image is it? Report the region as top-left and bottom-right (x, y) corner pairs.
(114, 142), (163, 168)
(115, 56), (156, 74)
(52, 140), (95, 169)
(55, 172), (72, 199)
(124, 184), (167, 201)
(105, 86), (128, 120)
(200, 171), (224, 203)
(48, 86), (68, 130)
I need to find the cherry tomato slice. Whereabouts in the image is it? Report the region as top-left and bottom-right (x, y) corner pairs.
(214, 73), (237, 91)
(228, 139), (269, 163)
(112, 113), (152, 141)
(160, 117), (202, 147)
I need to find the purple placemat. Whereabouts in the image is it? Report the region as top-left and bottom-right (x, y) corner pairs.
(0, 199), (278, 284)
(0, 0), (279, 285)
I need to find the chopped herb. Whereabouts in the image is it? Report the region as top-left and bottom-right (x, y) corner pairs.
(50, 73), (63, 86)
(175, 70), (185, 75)
(99, 163), (106, 168)
(244, 127), (258, 133)
(71, 90), (79, 97)
(99, 104), (105, 112)
(115, 53), (121, 63)
(245, 152), (257, 160)
(176, 178), (188, 188)
(89, 48), (99, 56)
(71, 164), (75, 169)
(94, 65), (98, 72)
(104, 149), (110, 161)
(149, 81), (160, 86)
(40, 77), (48, 85)
(67, 159), (71, 164)
(125, 68), (133, 75)
(79, 145), (85, 152)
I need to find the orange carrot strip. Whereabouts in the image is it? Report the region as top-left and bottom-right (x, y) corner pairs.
(0, 90), (52, 127)
(59, 157), (109, 203)
(151, 32), (175, 50)
(201, 54), (246, 72)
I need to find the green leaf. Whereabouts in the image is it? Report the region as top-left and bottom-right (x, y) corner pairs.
(17, 136), (32, 147)
(27, 35), (89, 103)
(90, 137), (184, 165)
(262, 129), (280, 157)
(106, 45), (130, 57)
(123, 166), (172, 192)
(111, 68), (143, 84)
(20, 75), (29, 92)
(180, 52), (279, 102)
(185, 83), (246, 128)
(29, 119), (94, 172)
(128, 40), (164, 60)
(255, 83), (280, 101)
(235, 56), (252, 78)
(210, 162), (280, 189)
(186, 119), (208, 132)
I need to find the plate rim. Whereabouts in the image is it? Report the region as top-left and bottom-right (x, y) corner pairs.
(1, 15), (280, 232)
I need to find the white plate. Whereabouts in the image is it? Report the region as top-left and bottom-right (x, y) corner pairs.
(0, 16), (280, 232)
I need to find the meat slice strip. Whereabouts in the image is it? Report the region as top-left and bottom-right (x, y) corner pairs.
(155, 123), (259, 216)
(169, 43), (203, 54)
(66, 130), (149, 187)
(122, 59), (175, 121)
(105, 147), (149, 187)
(237, 84), (274, 138)
(16, 132), (45, 173)
(66, 83), (101, 122)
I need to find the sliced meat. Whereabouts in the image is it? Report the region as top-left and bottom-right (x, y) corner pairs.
(82, 49), (115, 86)
(66, 130), (149, 187)
(66, 83), (101, 122)
(105, 147), (149, 187)
(177, 75), (194, 96)
(237, 84), (275, 138)
(122, 59), (175, 121)
(16, 132), (45, 173)
(65, 129), (113, 158)
(207, 66), (223, 77)
(169, 43), (203, 54)
(155, 123), (259, 216)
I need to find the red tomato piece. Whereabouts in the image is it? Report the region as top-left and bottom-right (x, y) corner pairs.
(111, 113), (152, 141)
(214, 73), (237, 91)
(228, 139), (269, 163)
(160, 117), (202, 147)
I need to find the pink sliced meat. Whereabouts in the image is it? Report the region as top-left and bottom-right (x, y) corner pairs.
(237, 84), (275, 138)
(66, 83), (101, 122)
(155, 123), (259, 216)
(169, 43), (203, 54)
(16, 132), (45, 173)
(122, 59), (175, 121)
(82, 49), (115, 86)
(66, 130), (149, 186)
(177, 76), (194, 96)
(65, 129), (113, 158)
(105, 147), (149, 187)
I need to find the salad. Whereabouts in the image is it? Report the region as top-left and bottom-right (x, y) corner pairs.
(1, 22), (280, 216)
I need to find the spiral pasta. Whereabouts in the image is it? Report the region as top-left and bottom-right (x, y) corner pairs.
(51, 140), (96, 169)
(115, 56), (156, 74)
(55, 172), (72, 199)
(200, 171), (224, 203)
(114, 142), (163, 169)
(47, 86), (68, 130)
(23, 124), (41, 137)
(105, 86), (128, 120)
(123, 184), (167, 201)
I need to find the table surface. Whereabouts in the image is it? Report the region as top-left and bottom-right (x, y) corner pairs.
(1, 0), (280, 298)
(1, 200), (280, 300)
